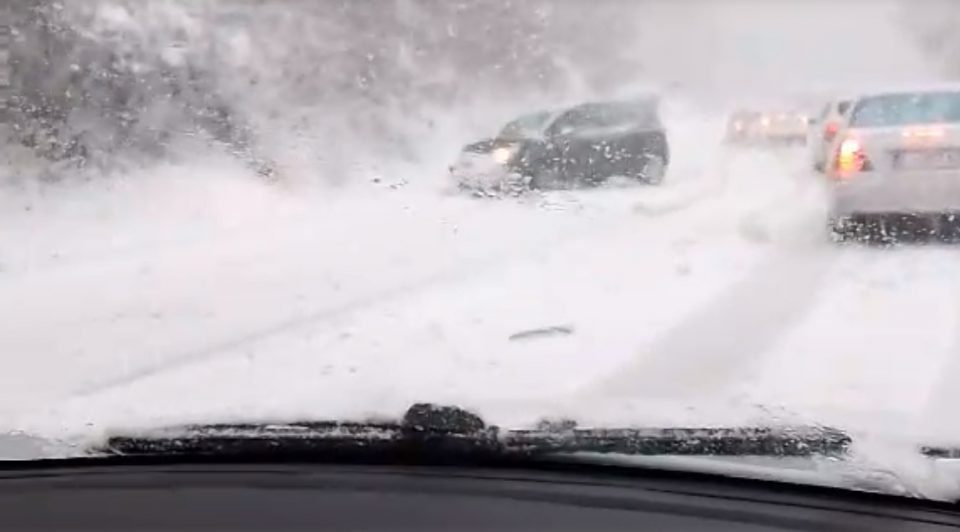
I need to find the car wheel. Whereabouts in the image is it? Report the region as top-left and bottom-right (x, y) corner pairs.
(497, 172), (530, 197)
(529, 168), (566, 190)
(939, 213), (960, 243)
(638, 154), (666, 185)
(828, 215), (857, 243)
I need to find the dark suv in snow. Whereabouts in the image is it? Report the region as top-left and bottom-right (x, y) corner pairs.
(450, 98), (670, 192)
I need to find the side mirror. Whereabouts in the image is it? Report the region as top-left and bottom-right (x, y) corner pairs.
(807, 117), (817, 126)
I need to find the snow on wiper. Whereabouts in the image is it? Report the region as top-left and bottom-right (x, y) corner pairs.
(101, 404), (852, 461)
(920, 446), (960, 459)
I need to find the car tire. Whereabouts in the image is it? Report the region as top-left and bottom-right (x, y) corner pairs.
(528, 168), (565, 190)
(828, 215), (857, 244)
(498, 172), (530, 197)
(638, 154), (667, 185)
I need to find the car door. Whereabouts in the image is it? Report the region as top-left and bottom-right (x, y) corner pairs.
(0, 20), (10, 123)
(545, 107), (632, 183)
(542, 111), (588, 181)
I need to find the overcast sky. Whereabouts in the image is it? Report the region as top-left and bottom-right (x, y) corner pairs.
(630, 0), (942, 101)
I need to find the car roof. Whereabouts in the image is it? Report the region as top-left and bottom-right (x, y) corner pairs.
(497, 109), (558, 137)
(512, 110), (552, 123)
(850, 82), (960, 101)
(568, 97), (658, 110)
(501, 96), (662, 136)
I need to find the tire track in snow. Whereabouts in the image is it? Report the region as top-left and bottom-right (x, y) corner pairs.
(704, 244), (960, 502)
(580, 148), (834, 401)
(904, 247), (960, 442)
(727, 245), (960, 442)
(584, 240), (835, 400)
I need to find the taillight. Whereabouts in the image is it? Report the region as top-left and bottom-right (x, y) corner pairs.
(834, 136), (869, 178)
(823, 122), (839, 142)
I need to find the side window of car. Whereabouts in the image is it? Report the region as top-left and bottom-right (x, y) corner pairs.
(546, 111), (579, 137)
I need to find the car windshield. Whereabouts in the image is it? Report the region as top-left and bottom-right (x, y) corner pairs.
(851, 91), (960, 127)
(497, 111), (552, 141)
(555, 102), (658, 132)
(5, 0), (960, 502)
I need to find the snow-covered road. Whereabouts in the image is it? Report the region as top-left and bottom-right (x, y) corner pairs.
(4, 119), (960, 499)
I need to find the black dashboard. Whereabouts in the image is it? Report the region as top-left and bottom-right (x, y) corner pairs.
(0, 462), (957, 530)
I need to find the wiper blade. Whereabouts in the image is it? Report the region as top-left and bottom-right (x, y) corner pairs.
(921, 446), (960, 459)
(102, 404), (851, 461)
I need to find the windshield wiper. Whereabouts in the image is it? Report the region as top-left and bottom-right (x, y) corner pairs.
(920, 446), (960, 459)
(100, 404), (851, 463)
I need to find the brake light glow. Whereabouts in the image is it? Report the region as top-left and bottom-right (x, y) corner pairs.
(835, 137), (865, 177)
(823, 122), (839, 141)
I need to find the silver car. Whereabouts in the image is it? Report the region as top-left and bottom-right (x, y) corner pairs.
(827, 86), (960, 240)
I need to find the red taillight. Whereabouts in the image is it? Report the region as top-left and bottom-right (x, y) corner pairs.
(823, 122), (839, 142)
(833, 136), (865, 178)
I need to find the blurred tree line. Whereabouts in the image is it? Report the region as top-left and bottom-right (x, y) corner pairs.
(1, 0), (646, 181)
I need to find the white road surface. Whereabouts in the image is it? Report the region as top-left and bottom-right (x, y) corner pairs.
(4, 108), (960, 497)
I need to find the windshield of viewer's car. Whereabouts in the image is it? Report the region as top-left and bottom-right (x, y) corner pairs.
(6, 0), (960, 502)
